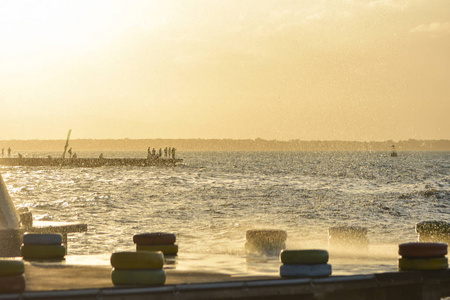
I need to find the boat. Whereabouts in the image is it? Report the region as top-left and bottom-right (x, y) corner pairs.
(390, 145), (398, 157)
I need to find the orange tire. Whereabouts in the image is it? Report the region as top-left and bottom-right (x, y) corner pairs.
(398, 242), (447, 258)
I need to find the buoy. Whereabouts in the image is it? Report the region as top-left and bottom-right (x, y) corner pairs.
(245, 229), (287, 255)
(0, 260), (26, 293)
(280, 264), (332, 278)
(280, 249), (329, 265)
(133, 232), (176, 245)
(111, 251), (164, 270)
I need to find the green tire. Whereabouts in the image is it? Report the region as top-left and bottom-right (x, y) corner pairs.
(280, 250), (329, 265)
(111, 251), (164, 270)
(21, 244), (66, 260)
(0, 260), (25, 277)
(136, 244), (178, 255)
(398, 257), (448, 270)
(111, 269), (166, 286)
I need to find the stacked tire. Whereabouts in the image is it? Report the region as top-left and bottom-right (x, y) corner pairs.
(328, 226), (369, 252)
(398, 242), (448, 270)
(110, 251), (166, 286)
(21, 233), (65, 261)
(0, 260), (26, 294)
(415, 221), (450, 244)
(134, 233), (178, 256)
(279, 249), (332, 278)
(245, 229), (287, 255)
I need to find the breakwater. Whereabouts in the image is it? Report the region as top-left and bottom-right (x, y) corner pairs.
(0, 157), (182, 167)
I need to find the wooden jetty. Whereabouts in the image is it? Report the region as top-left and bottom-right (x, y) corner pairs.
(0, 157), (182, 167)
(0, 266), (448, 300)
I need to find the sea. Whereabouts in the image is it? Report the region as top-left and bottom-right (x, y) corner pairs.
(1, 151), (449, 275)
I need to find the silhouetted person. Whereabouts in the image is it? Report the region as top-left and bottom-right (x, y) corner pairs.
(159, 148), (162, 157)
(164, 147), (168, 157)
(73, 153), (77, 159)
(68, 148), (72, 158)
(7, 147), (11, 157)
(99, 153), (104, 159)
(168, 147), (172, 158)
(152, 148), (156, 156)
(172, 148), (176, 159)
(1, 148), (4, 158)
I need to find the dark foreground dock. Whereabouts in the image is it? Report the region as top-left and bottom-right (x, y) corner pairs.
(0, 157), (182, 167)
(0, 261), (448, 300)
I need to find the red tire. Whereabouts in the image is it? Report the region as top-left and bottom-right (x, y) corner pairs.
(398, 242), (447, 258)
(133, 233), (176, 245)
(0, 275), (25, 294)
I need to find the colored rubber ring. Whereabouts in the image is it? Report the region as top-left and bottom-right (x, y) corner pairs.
(0, 260), (25, 276)
(328, 226), (367, 237)
(280, 264), (332, 278)
(23, 233), (63, 245)
(246, 230), (287, 243)
(21, 244), (66, 260)
(399, 242), (447, 258)
(280, 250), (329, 265)
(136, 244), (178, 255)
(398, 257), (448, 270)
(133, 233), (176, 245)
(0, 274), (26, 294)
(110, 251), (164, 270)
(111, 269), (166, 286)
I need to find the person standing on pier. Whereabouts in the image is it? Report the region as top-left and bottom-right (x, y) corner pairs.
(7, 147), (11, 157)
(172, 147), (176, 160)
(1, 148), (4, 158)
(159, 148), (162, 157)
(164, 147), (168, 157)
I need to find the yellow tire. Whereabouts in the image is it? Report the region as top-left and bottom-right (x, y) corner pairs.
(111, 269), (166, 286)
(110, 251), (164, 270)
(136, 244), (178, 255)
(0, 260), (24, 277)
(21, 244), (66, 260)
(398, 257), (448, 270)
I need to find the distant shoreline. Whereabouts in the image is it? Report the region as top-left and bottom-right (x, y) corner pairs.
(1, 138), (449, 152)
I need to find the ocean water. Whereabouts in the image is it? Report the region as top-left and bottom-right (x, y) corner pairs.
(1, 151), (449, 275)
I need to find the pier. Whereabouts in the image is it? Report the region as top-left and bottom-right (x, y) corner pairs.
(0, 261), (448, 300)
(0, 157), (182, 167)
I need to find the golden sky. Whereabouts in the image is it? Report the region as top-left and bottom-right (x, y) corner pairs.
(1, 0), (449, 141)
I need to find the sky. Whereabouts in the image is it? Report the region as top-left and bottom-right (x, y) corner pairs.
(0, 0), (449, 141)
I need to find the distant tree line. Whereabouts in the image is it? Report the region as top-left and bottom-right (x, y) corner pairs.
(1, 138), (450, 152)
